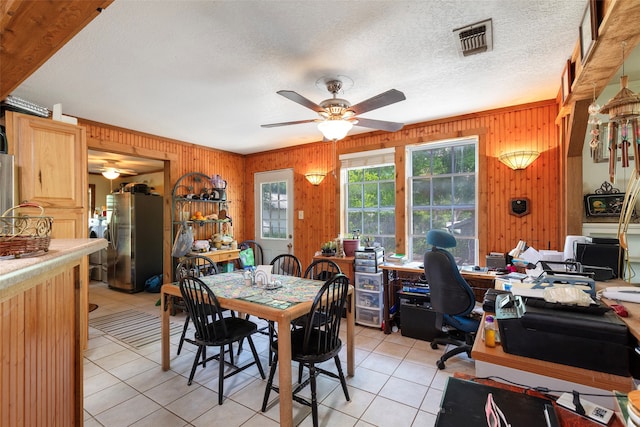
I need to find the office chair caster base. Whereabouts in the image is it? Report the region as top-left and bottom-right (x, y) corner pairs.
(430, 342), (439, 350)
(436, 359), (446, 370)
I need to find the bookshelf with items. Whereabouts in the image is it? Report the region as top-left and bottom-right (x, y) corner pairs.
(171, 172), (235, 273)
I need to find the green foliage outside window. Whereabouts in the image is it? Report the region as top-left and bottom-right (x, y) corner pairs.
(346, 165), (395, 250)
(410, 140), (477, 265)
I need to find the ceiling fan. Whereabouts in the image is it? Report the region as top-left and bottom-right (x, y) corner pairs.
(261, 78), (406, 141)
(98, 161), (137, 179)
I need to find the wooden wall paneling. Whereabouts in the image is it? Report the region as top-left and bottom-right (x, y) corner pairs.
(1, 265), (78, 426)
(82, 119), (245, 282)
(0, 0), (114, 100)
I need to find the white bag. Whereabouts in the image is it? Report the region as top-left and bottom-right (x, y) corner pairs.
(171, 222), (194, 258)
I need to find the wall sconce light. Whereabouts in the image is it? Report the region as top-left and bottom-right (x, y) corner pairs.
(101, 168), (120, 180)
(498, 150), (540, 170)
(305, 173), (326, 186)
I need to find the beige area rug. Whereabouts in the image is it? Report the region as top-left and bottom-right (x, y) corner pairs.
(89, 309), (183, 349)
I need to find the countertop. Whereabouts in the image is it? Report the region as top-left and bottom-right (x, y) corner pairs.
(0, 238), (107, 291)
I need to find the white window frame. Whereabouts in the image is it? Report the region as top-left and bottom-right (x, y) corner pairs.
(339, 148), (396, 240)
(406, 137), (479, 264)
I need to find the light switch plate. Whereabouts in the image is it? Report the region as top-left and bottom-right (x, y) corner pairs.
(298, 210), (304, 220)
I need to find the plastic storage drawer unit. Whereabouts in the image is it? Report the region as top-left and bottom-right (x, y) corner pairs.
(355, 272), (384, 327)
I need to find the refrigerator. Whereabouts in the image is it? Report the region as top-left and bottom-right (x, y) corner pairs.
(0, 153), (14, 215)
(106, 192), (163, 292)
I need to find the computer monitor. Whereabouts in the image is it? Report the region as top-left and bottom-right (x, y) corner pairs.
(575, 242), (624, 279)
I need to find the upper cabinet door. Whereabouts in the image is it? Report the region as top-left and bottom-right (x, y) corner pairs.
(9, 112), (87, 209)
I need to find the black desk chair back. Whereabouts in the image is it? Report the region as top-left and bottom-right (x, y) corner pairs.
(423, 229), (480, 370)
(270, 253), (302, 277)
(179, 276), (265, 404)
(174, 255), (219, 355)
(238, 240), (264, 266)
(303, 259), (342, 281)
(262, 273), (351, 427)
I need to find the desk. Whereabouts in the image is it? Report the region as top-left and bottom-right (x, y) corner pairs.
(380, 262), (496, 334)
(472, 279), (638, 409)
(160, 272), (355, 427)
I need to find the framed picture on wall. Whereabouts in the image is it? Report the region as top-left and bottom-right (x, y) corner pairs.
(561, 59), (573, 105)
(584, 193), (626, 217)
(579, 0), (598, 63)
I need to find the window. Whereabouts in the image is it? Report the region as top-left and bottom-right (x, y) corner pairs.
(341, 149), (396, 250)
(408, 138), (478, 265)
(260, 181), (288, 239)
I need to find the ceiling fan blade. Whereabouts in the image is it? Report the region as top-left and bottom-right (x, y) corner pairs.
(354, 117), (405, 132)
(349, 89), (406, 115)
(261, 119), (318, 128)
(277, 90), (324, 112)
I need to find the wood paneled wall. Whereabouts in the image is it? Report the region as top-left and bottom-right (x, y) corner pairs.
(79, 99), (560, 272)
(245, 99), (561, 268)
(80, 119), (246, 282)
(1, 264), (80, 426)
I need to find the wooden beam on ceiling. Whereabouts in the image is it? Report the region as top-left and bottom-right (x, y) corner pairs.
(0, 0), (113, 100)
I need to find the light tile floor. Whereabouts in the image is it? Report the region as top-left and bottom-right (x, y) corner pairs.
(84, 281), (476, 426)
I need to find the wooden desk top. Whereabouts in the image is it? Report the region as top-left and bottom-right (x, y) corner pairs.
(597, 279), (640, 341)
(379, 261), (497, 281)
(471, 313), (634, 392)
(472, 278), (640, 392)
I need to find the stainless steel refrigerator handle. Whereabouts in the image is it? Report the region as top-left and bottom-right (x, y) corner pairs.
(109, 208), (117, 250)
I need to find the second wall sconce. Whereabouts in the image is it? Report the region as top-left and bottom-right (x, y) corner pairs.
(305, 173), (326, 186)
(498, 150), (540, 170)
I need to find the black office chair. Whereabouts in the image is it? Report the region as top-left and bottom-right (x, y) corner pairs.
(179, 276), (265, 404)
(238, 240), (265, 267)
(423, 229), (480, 370)
(174, 255), (220, 355)
(262, 274), (351, 427)
(270, 253), (302, 277)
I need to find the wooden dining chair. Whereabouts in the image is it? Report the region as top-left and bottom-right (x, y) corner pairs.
(238, 240), (265, 267)
(179, 276), (265, 404)
(303, 258), (342, 281)
(262, 274), (351, 427)
(270, 253), (302, 277)
(174, 255), (219, 355)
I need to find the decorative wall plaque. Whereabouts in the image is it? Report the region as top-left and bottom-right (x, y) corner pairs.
(510, 198), (530, 217)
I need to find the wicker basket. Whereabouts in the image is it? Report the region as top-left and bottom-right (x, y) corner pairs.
(0, 203), (53, 258)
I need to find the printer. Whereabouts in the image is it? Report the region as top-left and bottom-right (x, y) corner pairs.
(496, 295), (630, 376)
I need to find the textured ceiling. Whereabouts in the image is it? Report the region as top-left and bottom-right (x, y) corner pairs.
(13, 0), (590, 155)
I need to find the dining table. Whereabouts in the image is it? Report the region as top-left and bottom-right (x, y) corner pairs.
(160, 271), (355, 427)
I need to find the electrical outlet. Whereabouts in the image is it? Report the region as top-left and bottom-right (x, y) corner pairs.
(298, 210), (304, 220)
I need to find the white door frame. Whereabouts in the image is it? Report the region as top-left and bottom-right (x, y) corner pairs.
(254, 169), (294, 264)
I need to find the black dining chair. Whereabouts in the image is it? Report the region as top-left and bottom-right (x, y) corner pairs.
(270, 253), (302, 277)
(179, 276), (265, 404)
(303, 258), (342, 281)
(261, 274), (351, 427)
(292, 259), (343, 329)
(174, 255), (220, 355)
(238, 239), (265, 267)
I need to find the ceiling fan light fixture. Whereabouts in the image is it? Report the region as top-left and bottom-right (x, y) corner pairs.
(102, 168), (120, 180)
(318, 119), (353, 141)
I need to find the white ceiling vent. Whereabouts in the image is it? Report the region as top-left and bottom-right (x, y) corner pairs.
(453, 19), (493, 57)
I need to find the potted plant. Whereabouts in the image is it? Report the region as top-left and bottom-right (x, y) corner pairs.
(343, 230), (361, 257)
(321, 241), (336, 256)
